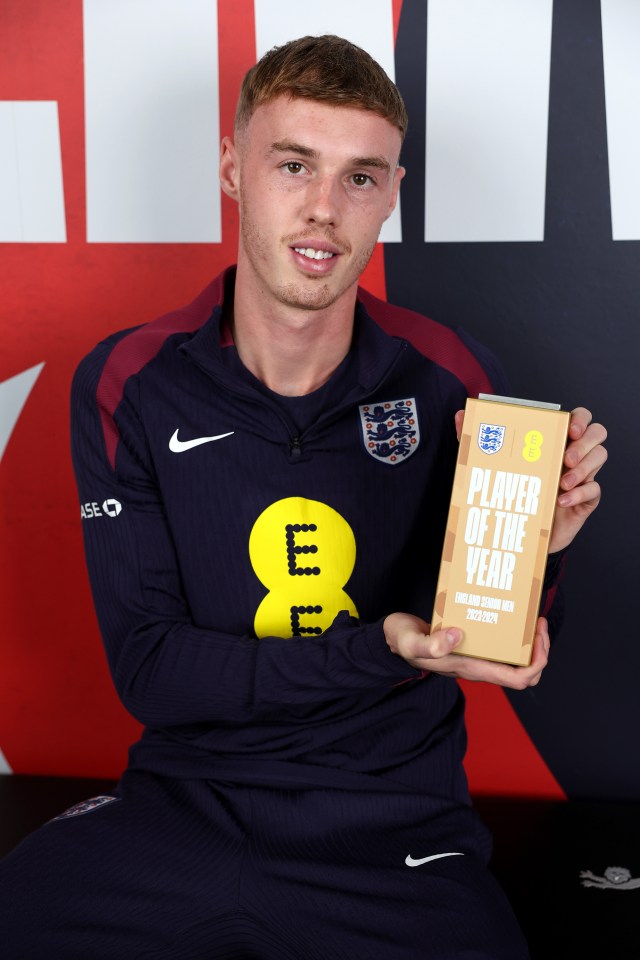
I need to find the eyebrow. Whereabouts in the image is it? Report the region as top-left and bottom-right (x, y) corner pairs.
(271, 140), (318, 159)
(270, 140), (392, 174)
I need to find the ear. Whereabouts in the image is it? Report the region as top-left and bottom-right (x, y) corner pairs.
(384, 165), (406, 221)
(220, 136), (240, 200)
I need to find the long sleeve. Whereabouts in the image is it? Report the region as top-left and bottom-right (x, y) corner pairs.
(71, 346), (421, 730)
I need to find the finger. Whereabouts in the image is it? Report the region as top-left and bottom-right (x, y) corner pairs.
(558, 479), (601, 510)
(560, 444), (608, 492)
(492, 624), (548, 689)
(529, 617), (550, 668)
(567, 406), (593, 441)
(417, 653), (543, 689)
(520, 618), (550, 684)
(419, 618), (549, 688)
(564, 421), (607, 469)
(454, 409), (464, 442)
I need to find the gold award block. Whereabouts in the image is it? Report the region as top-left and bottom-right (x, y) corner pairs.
(432, 395), (570, 666)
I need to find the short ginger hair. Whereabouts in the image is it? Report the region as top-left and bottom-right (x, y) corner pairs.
(235, 35), (408, 141)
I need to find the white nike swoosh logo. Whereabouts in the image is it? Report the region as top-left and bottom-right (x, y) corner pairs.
(169, 429), (234, 453)
(405, 852), (464, 867)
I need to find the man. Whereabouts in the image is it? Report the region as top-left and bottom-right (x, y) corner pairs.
(0, 35), (606, 958)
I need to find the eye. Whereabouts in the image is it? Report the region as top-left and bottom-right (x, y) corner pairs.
(284, 161), (305, 175)
(351, 173), (374, 188)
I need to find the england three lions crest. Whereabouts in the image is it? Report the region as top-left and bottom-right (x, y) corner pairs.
(359, 399), (420, 465)
(478, 422), (506, 455)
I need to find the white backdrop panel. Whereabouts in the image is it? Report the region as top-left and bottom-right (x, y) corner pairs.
(0, 747), (11, 775)
(601, 0), (640, 241)
(0, 364), (46, 463)
(425, 0), (553, 243)
(84, 0), (221, 243)
(0, 102), (66, 243)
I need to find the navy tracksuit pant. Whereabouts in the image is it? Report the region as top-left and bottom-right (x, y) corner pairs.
(0, 770), (529, 959)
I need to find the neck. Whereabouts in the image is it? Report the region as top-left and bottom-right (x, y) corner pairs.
(229, 264), (357, 396)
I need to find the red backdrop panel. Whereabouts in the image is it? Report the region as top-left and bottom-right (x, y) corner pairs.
(0, 0), (562, 797)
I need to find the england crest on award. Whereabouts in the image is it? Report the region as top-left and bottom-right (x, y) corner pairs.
(478, 422), (505, 455)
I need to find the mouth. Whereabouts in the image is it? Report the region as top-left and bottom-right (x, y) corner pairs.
(292, 246), (336, 261)
(289, 241), (342, 275)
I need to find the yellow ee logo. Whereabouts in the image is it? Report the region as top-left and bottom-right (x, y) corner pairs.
(249, 497), (358, 639)
(522, 429), (543, 463)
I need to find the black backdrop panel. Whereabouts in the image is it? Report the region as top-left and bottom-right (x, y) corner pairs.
(388, 0), (635, 800)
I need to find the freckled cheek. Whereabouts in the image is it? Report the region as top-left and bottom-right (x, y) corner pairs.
(350, 206), (388, 242)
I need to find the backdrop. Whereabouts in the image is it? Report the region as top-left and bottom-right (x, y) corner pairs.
(0, 0), (633, 800)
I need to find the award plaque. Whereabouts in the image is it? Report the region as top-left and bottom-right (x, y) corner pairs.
(432, 394), (570, 666)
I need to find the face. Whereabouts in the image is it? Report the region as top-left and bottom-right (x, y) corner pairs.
(220, 96), (405, 315)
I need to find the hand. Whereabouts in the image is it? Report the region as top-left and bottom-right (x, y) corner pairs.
(384, 612), (550, 690)
(454, 406), (608, 553)
(550, 407), (607, 552)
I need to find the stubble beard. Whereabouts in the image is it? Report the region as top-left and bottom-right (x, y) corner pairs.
(239, 205), (376, 312)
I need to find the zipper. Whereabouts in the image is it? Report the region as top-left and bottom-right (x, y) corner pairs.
(182, 332), (408, 460)
(183, 348), (301, 440)
(293, 339), (409, 447)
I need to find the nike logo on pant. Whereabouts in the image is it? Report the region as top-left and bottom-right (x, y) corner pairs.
(405, 852), (464, 867)
(169, 429), (234, 452)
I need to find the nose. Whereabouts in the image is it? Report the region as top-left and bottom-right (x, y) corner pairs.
(302, 175), (341, 227)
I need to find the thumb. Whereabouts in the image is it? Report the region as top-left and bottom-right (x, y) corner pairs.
(420, 627), (463, 660)
(395, 624), (462, 662)
(384, 613), (463, 661)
